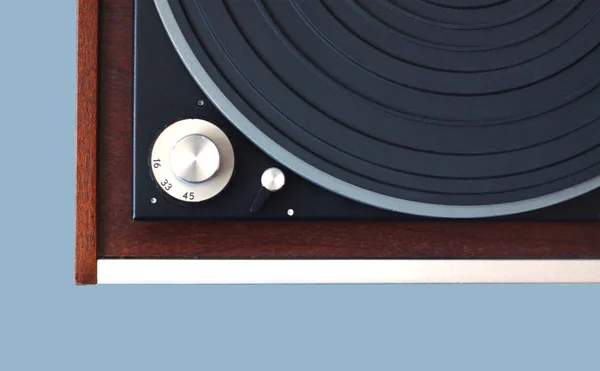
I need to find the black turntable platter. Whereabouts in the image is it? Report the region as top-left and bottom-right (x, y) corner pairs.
(134, 0), (600, 219)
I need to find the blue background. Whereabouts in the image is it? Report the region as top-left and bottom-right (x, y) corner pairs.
(1, 1), (598, 370)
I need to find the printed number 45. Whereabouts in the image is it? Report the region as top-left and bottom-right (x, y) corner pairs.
(183, 192), (195, 200)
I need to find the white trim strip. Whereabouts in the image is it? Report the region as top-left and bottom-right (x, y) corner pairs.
(98, 259), (600, 284)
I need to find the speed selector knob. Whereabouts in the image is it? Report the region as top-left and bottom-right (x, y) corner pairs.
(151, 119), (234, 202)
(170, 134), (220, 183)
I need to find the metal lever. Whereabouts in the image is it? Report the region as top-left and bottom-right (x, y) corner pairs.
(250, 168), (286, 213)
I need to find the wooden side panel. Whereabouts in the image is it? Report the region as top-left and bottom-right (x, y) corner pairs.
(75, 0), (99, 285)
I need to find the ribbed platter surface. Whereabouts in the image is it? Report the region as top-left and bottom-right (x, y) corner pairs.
(156, 0), (600, 217)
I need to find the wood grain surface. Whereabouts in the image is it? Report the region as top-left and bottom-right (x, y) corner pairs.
(75, 0), (99, 284)
(92, 0), (600, 261)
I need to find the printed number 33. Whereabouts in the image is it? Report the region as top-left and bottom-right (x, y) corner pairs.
(160, 179), (172, 190)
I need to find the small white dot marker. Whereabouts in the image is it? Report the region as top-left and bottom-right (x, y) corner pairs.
(287, 209), (294, 216)
(151, 198), (157, 204)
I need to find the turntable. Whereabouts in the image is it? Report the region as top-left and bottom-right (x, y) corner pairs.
(75, 0), (600, 284)
(134, 0), (600, 220)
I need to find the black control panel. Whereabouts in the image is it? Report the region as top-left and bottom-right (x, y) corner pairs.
(132, 0), (600, 221)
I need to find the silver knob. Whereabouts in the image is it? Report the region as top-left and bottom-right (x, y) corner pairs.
(150, 119), (235, 203)
(261, 167), (286, 191)
(170, 134), (220, 183)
